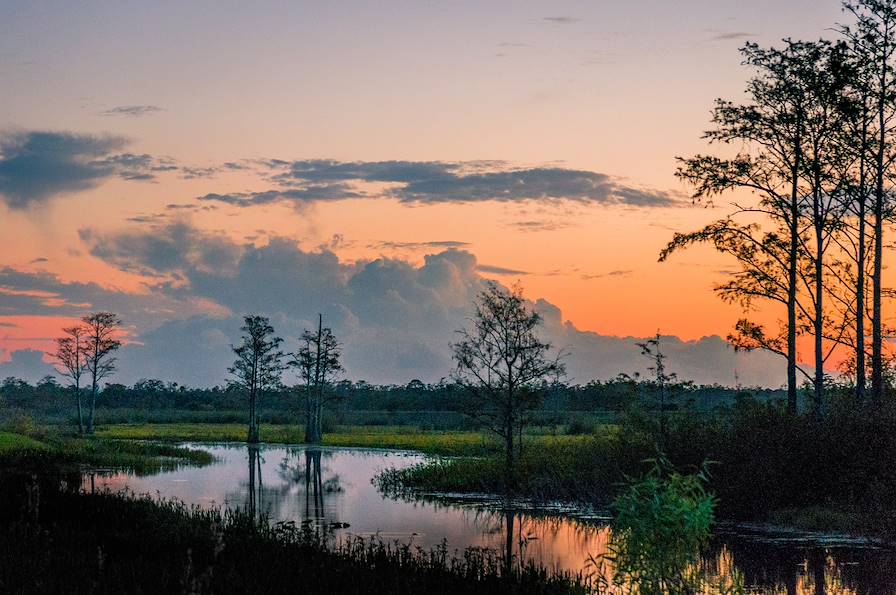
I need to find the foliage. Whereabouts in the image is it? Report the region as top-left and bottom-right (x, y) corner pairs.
(289, 314), (343, 443)
(229, 315), (285, 443)
(594, 457), (720, 595)
(452, 282), (565, 487)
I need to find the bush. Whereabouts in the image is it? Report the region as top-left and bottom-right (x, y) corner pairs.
(594, 457), (734, 594)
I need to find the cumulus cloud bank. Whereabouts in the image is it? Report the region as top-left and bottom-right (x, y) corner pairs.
(0, 221), (784, 387)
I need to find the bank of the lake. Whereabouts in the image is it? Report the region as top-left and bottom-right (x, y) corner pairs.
(0, 443), (590, 594)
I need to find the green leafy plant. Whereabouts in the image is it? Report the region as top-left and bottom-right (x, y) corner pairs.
(594, 456), (739, 594)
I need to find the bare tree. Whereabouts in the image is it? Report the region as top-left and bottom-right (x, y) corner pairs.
(452, 282), (565, 490)
(53, 325), (88, 435)
(82, 312), (122, 435)
(637, 332), (677, 448)
(229, 315), (285, 443)
(289, 314), (342, 444)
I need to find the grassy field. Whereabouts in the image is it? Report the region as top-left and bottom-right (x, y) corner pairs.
(96, 422), (603, 456)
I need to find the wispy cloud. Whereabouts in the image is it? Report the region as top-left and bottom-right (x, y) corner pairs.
(581, 269), (633, 280)
(477, 264), (530, 276)
(198, 159), (682, 210)
(372, 240), (471, 250)
(543, 16), (580, 24)
(705, 30), (754, 41)
(99, 105), (164, 117)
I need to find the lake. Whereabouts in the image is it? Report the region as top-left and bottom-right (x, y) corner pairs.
(85, 443), (896, 594)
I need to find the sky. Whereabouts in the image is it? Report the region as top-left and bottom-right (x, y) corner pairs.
(0, 0), (850, 386)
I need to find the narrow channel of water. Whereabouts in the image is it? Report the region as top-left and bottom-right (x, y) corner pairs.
(84, 443), (896, 593)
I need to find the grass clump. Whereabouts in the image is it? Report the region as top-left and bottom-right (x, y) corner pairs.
(0, 431), (48, 454)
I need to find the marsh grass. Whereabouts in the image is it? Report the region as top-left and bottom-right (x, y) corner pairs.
(96, 423), (596, 456)
(0, 431), (48, 454)
(0, 427), (213, 475)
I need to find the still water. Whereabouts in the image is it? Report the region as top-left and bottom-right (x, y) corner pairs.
(86, 443), (896, 594)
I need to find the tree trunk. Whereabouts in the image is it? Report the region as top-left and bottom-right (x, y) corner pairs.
(857, 105), (869, 403)
(504, 509), (515, 578)
(247, 389), (259, 443)
(504, 421), (515, 494)
(87, 376), (97, 435)
(75, 384), (84, 436)
(814, 217), (825, 420)
(872, 59), (888, 407)
(786, 117), (802, 415)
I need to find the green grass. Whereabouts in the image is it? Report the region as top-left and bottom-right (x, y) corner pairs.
(0, 431), (48, 454)
(97, 422), (303, 444)
(96, 422), (602, 456)
(0, 428), (213, 474)
(376, 433), (635, 503)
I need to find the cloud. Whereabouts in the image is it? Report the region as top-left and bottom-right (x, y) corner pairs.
(0, 265), (218, 329)
(80, 222), (242, 278)
(508, 220), (573, 232)
(198, 183), (362, 208)
(99, 105), (164, 117)
(0, 349), (54, 382)
(62, 221), (786, 387)
(581, 269), (632, 280)
(0, 131), (171, 208)
(199, 159), (681, 209)
(706, 30), (754, 41)
(543, 16), (580, 24)
(372, 240), (471, 250)
(180, 166), (219, 179)
(477, 264), (530, 276)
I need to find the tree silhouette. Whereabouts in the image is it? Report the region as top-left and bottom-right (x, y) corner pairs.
(53, 325), (87, 435)
(452, 282), (565, 491)
(229, 315), (285, 443)
(841, 0), (896, 406)
(637, 332), (677, 448)
(289, 314), (342, 444)
(664, 40), (852, 415)
(82, 312), (121, 434)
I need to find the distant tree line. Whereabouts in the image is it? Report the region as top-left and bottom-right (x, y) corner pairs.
(0, 370), (783, 420)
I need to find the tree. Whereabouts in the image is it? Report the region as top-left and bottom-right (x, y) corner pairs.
(452, 282), (565, 490)
(637, 332), (677, 448)
(53, 325), (88, 435)
(841, 0), (896, 406)
(82, 312), (122, 435)
(289, 314), (342, 444)
(663, 40), (848, 415)
(229, 315), (285, 443)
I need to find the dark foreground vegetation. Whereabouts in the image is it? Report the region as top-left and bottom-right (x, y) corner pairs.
(380, 394), (896, 536)
(0, 450), (589, 595)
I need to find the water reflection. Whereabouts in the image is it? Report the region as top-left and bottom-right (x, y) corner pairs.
(84, 444), (895, 594)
